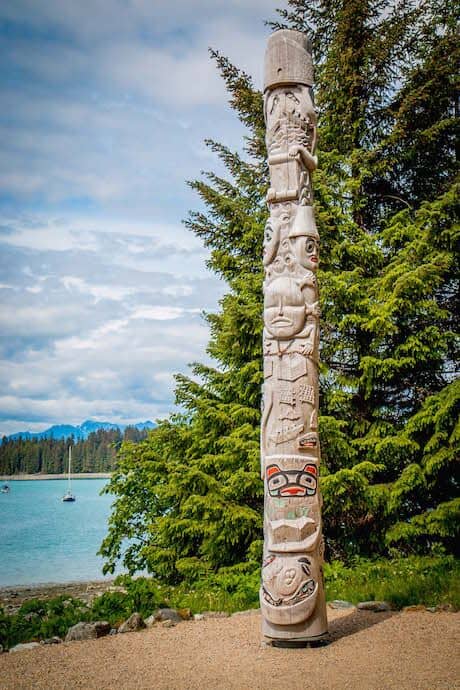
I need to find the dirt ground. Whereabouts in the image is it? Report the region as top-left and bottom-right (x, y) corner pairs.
(1, 608), (459, 690)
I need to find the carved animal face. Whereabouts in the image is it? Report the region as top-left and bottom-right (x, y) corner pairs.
(298, 432), (318, 451)
(262, 556), (316, 606)
(264, 276), (306, 338)
(266, 463), (317, 498)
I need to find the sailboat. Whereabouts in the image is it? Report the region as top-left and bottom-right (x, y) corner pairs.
(62, 446), (76, 502)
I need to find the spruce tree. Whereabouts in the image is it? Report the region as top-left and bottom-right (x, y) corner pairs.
(100, 0), (459, 578)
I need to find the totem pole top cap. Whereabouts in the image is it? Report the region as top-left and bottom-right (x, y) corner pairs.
(264, 29), (314, 92)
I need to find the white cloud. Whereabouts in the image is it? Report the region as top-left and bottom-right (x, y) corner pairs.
(0, 0), (279, 435)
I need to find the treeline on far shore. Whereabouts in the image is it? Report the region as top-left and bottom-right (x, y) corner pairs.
(0, 427), (149, 475)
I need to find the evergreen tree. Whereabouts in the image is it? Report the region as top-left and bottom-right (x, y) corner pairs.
(100, 0), (459, 578)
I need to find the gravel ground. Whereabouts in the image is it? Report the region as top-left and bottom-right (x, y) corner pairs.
(1, 608), (459, 690)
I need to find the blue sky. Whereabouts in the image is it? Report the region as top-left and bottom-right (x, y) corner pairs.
(0, 0), (281, 436)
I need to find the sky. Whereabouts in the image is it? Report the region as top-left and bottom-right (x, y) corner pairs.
(0, 0), (282, 437)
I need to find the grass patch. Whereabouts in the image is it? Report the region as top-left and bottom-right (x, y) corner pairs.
(324, 555), (460, 609)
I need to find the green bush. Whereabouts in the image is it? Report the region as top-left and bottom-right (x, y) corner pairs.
(0, 596), (91, 649)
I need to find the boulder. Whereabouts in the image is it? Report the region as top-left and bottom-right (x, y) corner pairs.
(328, 600), (354, 610)
(178, 608), (192, 620)
(357, 601), (392, 612)
(118, 612), (145, 633)
(65, 621), (111, 641)
(152, 608), (182, 624)
(9, 642), (41, 653)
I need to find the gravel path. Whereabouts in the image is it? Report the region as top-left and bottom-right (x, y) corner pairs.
(1, 609), (459, 690)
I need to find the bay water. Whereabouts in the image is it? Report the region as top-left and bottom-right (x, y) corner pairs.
(0, 479), (118, 586)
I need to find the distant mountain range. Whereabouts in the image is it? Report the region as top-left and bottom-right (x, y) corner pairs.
(3, 419), (156, 442)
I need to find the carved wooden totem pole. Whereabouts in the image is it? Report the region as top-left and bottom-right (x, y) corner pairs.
(260, 30), (328, 645)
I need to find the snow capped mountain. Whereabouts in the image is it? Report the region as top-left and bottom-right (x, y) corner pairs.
(4, 420), (156, 442)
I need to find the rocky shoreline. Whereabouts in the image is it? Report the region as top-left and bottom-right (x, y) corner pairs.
(0, 579), (117, 615)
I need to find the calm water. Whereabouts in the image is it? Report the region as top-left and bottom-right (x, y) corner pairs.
(0, 479), (119, 586)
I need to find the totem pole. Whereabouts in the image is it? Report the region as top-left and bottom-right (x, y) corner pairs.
(260, 30), (328, 645)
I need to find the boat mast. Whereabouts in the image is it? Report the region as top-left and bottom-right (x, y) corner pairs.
(68, 446), (72, 492)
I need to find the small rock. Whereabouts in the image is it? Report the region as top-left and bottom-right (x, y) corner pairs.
(42, 636), (62, 645)
(426, 607), (437, 613)
(118, 612), (145, 633)
(65, 621), (111, 641)
(9, 642), (41, 653)
(201, 611), (230, 619)
(152, 608), (182, 624)
(436, 603), (454, 612)
(329, 600), (354, 610)
(177, 608), (192, 620)
(193, 613), (205, 621)
(357, 601), (392, 612)
(144, 615), (157, 628)
(109, 628), (118, 635)
(402, 604), (426, 613)
(161, 619), (176, 628)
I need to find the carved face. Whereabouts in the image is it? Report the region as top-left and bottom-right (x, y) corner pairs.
(265, 85), (317, 132)
(264, 205), (293, 267)
(292, 234), (319, 272)
(266, 463), (317, 498)
(266, 88), (301, 125)
(264, 276), (306, 339)
(262, 556), (316, 606)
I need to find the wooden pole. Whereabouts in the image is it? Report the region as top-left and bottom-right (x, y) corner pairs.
(261, 29), (328, 645)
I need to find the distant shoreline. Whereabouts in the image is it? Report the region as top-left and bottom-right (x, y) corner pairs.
(0, 473), (112, 481)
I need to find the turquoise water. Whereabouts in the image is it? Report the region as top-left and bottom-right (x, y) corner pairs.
(0, 480), (118, 586)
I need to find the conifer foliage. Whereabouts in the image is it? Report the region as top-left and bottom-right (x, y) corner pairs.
(100, 0), (459, 579)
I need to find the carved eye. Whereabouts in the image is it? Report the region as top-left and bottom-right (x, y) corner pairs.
(305, 239), (316, 254)
(286, 92), (300, 104)
(268, 473), (288, 493)
(298, 472), (317, 494)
